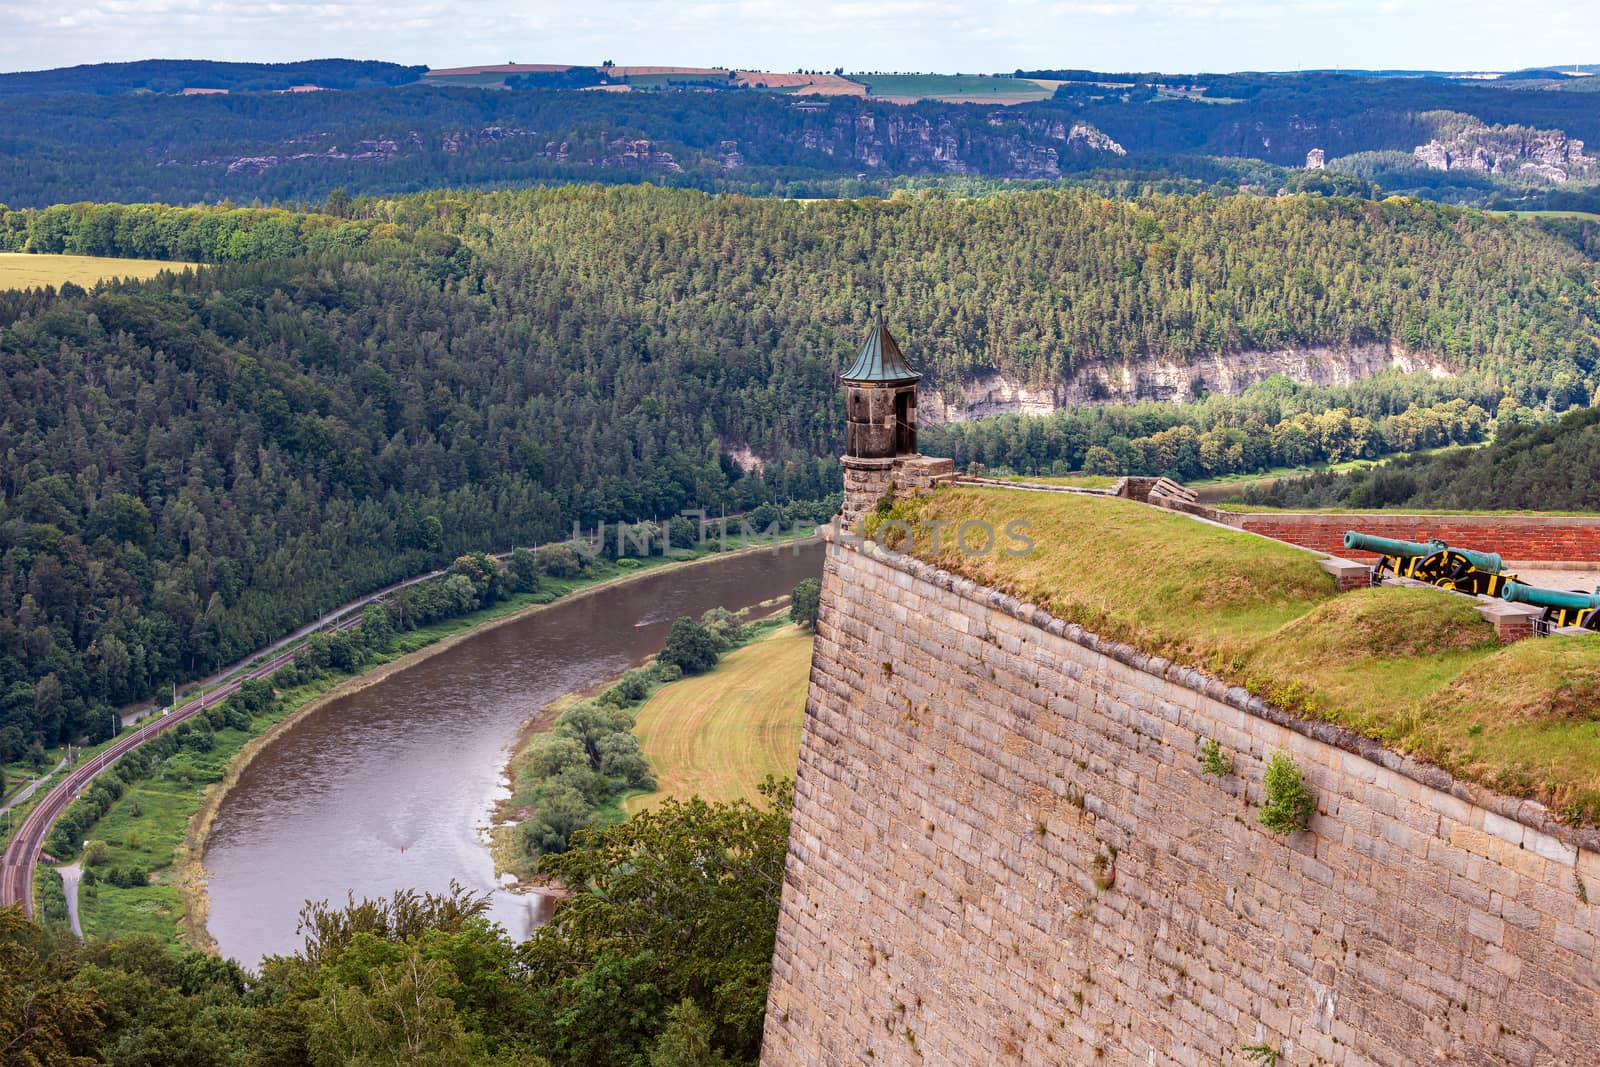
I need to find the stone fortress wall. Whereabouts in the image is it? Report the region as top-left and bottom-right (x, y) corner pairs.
(760, 526), (1600, 1066)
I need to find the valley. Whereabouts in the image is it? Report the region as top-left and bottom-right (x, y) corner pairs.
(3, 34), (1600, 1065)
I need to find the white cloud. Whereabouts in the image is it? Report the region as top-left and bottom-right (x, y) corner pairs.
(0, 0), (1595, 75)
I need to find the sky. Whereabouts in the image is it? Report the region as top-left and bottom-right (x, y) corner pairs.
(1, 0), (1596, 77)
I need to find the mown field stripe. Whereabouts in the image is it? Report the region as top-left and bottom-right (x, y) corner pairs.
(625, 625), (813, 814)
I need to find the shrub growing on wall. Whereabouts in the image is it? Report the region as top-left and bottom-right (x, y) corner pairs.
(1258, 752), (1315, 834)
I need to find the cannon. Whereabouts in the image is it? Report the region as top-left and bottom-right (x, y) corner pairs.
(1342, 531), (1516, 597)
(1501, 581), (1600, 631)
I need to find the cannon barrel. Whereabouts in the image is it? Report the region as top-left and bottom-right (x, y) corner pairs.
(1501, 582), (1600, 612)
(1342, 531), (1503, 574)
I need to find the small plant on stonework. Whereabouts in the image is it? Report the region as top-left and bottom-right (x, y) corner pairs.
(1241, 1044), (1281, 1065)
(1258, 752), (1315, 835)
(1577, 876), (1589, 905)
(1090, 848), (1117, 891)
(1197, 736), (1234, 778)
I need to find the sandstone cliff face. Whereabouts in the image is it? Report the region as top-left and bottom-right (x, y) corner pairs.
(1412, 115), (1597, 182)
(920, 342), (1454, 423)
(990, 114), (1127, 156)
(783, 111), (1125, 176)
(181, 105), (1131, 181)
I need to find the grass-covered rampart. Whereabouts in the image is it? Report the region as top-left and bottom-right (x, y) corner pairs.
(872, 486), (1600, 825)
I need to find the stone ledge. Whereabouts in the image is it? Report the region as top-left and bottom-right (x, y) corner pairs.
(1317, 556), (1372, 591)
(843, 534), (1600, 857)
(1474, 600), (1545, 643)
(1554, 625), (1598, 637)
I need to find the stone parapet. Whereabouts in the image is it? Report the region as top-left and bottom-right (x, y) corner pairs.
(839, 454), (955, 531)
(1475, 600), (1547, 642)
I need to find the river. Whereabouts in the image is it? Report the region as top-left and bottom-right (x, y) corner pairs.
(203, 542), (824, 967)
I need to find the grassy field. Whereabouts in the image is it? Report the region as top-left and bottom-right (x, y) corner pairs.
(0, 252), (194, 291)
(1187, 443), (1479, 493)
(624, 624), (812, 814)
(993, 473), (1119, 490)
(854, 74), (1053, 102)
(1503, 209), (1600, 222)
(881, 486), (1600, 824)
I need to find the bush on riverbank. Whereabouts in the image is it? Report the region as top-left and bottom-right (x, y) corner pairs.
(660, 609), (746, 676)
(516, 695), (660, 857)
(512, 610), (781, 866)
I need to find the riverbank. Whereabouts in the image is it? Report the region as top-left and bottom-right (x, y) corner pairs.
(624, 623), (812, 815)
(155, 536), (820, 952)
(488, 598), (803, 889)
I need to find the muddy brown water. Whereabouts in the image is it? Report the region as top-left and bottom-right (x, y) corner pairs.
(204, 542), (824, 968)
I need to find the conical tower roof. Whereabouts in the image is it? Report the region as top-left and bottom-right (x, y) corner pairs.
(841, 302), (921, 386)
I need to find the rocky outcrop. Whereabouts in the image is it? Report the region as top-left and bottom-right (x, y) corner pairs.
(593, 138), (683, 171)
(780, 111), (1127, 177)
(539, 136), (683, 172)
(1306, 147), (1325, 169)
(173, 103), (1129, 182)
(921, 341), (1454, 422)
(441, 125), (532, 154)
(220, 136), (416, 175)
(1065, 122), (1125, 155)
(1412, 115), (1597, 182)
(988, 114), (1127, 157)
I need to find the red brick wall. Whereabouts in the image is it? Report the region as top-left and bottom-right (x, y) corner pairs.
(1236, 513), (1600, 563)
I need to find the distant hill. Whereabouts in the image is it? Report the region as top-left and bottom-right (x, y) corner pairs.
(0, 59), (425, 97)
(0, 62), (1599, 209)
(1237, 406), (1600, 512)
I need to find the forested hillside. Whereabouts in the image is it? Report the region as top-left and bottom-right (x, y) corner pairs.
(1236, 404), (1600, 511)
(0, 59), (425, 97)
(4, 71), (1600, 208)
(1, 186), (1597, 759)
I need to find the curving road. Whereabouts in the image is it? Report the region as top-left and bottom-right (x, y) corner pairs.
(0, 559), (462, 918)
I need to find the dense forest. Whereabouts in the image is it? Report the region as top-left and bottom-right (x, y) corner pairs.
(922, 383), (1511, 482)
(5, 782), (790, 1066)
(0, 59), (425, 97)
(1, 186), (1596, 761)
(4, 70), (1600, 207)
(1235, 403), (1600, 511)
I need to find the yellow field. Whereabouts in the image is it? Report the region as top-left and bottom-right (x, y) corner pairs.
(624, 624), (813, 814)
(0, 253), (194, 291)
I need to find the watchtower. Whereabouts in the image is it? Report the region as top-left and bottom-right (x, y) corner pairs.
(843, 301), (920, 459)
(838, 303), (952, 528)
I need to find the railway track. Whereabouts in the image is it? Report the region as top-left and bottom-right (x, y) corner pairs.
(0, 614), (362, 916)
(0, 532), (741, 920)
